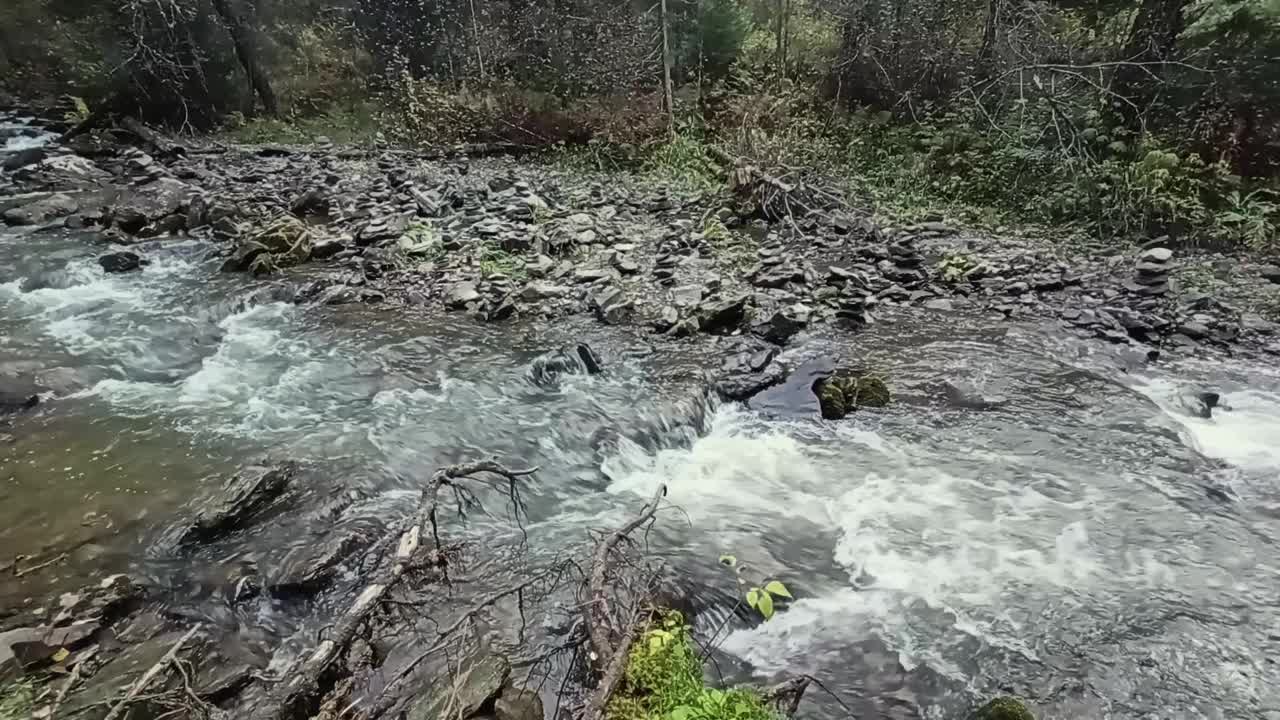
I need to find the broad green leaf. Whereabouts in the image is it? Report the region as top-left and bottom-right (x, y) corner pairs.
(758, 592), (775, 619)
(672, 707), (693, 720)
(649, 636), (663, 655)
(764, 580), (792, 599)
(745, 589), (760, 609)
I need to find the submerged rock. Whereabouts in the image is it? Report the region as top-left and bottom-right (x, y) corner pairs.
(495, 684), (544, 720)
(406, 651), (511, 720)
(528, 344), (602, 387)
(713, 341), (785, 401)
(969, 696), (1035, 720)
(2, 192), (79, 226)
(180, 462), (296, 543)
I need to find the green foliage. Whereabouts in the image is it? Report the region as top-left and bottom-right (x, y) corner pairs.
(221, 103), (382, 145)
(1216, 188), (1280, 252)
(970, 696), (1036, 720)
(643, 134), (721, 190)
(607, 612), (776, 720)
(478, 244), (527, 280)
(717, 554), (792, 622)
(0, 679), (34, 720)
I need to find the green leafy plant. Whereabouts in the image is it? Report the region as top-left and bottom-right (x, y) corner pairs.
(717, 555), (791, 621)
(0, 678), (34, 720)
(607, 611), (776, 720)
(1217, 188), (1280, 252)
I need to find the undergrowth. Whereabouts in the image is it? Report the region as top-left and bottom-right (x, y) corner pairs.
(0, 678), (34, 720)
(607, 611), (775, 720)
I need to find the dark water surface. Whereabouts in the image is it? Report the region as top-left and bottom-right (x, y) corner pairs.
(3, 213), (1280, 718)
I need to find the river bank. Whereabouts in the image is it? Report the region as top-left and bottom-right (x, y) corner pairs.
(3, 112), (1280, 720)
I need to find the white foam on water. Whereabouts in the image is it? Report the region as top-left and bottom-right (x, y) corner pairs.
(1128, 372), (1280, 472)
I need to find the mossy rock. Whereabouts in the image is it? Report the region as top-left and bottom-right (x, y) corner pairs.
(970, 696), (1035, 720)
(250, 215), (312, 261)
(816, 371), (891, 420)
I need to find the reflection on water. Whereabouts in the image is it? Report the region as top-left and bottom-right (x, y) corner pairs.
(2, 227), (1279, 719)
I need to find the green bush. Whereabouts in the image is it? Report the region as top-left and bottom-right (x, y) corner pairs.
(607, 612), (776, 720)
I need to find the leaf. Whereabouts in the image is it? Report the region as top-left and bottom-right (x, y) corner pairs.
(745, 589), (760, 609)
(672, 707), (693, 720)
(764, 580), (792, 599)
(649, 636), (664, 655)
(718, 554), (737, 568)
(758, 592), (775, 619)
(51, 648), (70, 663)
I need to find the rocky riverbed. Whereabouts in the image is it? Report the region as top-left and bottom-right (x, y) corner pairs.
(4, 109), (1280, 720)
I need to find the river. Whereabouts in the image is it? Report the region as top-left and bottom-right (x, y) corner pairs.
(3, 134), (1280, 720)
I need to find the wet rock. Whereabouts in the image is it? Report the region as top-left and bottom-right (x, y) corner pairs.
(289, 188), (331, 218)
(310, 238), (345, 260)
(752, 303), (810, 345)
(591, 286), (633, 325)
(59, 629), (192, 718)
(495, 685), (544, 720)
(697, 293), (749, 335)
(0, 623), (97, 677)
(15, 155), (111, 188)
(269, 527), (371, 594)
(924, 298), (954, 311)
(446, 282), (482, 309)
(652, 305), (680, 332)
(816, 372), (891, 420)
(0, 383), (40, 416)
(108, 177), (193, 233)
(749, 357), (835, 418)
(1260, 265), (1280, 285)
(2, 192), (79, 225)
(220, 240), (270, 273)
(180, 462), (296, 543)
(712, 341), (785, 401)
(528, 344), (602, 387)
(943, 380), (1009, 410)
(969, 697), (1035, 720)
(406, 651), (511, 720)
(98, 251), (142, 273)
(1179, 391), (1223, 419)
(519, 281), (569, 301)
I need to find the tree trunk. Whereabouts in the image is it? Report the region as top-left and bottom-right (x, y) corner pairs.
(774, 0), (787, 83)
(659, 0), (675, 134)
(977, 0), (1005, 72)
(210, 0), (279, 116)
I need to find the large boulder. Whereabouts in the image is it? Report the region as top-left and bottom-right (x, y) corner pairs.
(698, 293), (749, 335)
(406, 651), (511, 720)
(712, 341), (786, 401)
(179, 462), (296, 543)
(107, 178), (193, 234)
(816, 372), (890, 420)
(2, 193), (79, 226)
(14, 155), (111, 188)
(248, 216), (313, 263)
(98, 251), (143, 274)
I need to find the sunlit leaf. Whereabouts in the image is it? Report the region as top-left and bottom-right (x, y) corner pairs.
(51, 648), (70, 663)
(758, 592), (774, 619)
(718, 554), (737, 568)
(745, 589), (760, 609)
(764, 580), (792, 599)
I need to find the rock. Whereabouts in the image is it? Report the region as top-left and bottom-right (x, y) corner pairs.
(2, 192), (78, 225)
(250, 216), (312, 263)
(969, 696), (1035, 720)
(1260, 265), (1280, 284)
(0, 383), (40, 416)
(98, 251), (142, 273)
(591, 286), (633, 325)
(1140, 247), (1173, 264)
(310, 238), (345, 260)
(697, 294), (749, 335)
(1177, 321), (1210, 340)
(924, 298), (954, 311)
(749, 358), (834, 418)
(1179, 391), (1223, 419)
(1, 146), (45, 171)
(495, 685), (544, 720)
(446, 282), (482, 309)
(528, 344), (602, 386)
(519, 282), (569, 301)
(220, 240), (270, 273)
(816, 372), (891, 420)
(713, 342), (785, 401)
(108, 178), (193, 233)
(269, 527), (371, 594)
(943, 380), (1009, 410)
(406, 651), (511, 720)
(15, 155), (111, 187)
(289, 188), (331, 218)
(180, 462), (296, 543)
(0, 623), (98, 677)
(652, 305), (680, 332)
(752, 304), (810, 344)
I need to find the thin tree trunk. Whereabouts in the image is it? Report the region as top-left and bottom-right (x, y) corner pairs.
(210, 0), (279, 116)
(775, 0), (785, 82)
(469, 0), (486, 79)
(659, 0), (675, 134)
(977, 0), (1004, 71)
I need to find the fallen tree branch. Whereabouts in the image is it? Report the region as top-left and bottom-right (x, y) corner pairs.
(585, 484), (666, 667)
(582, 614), (642, 720)
(101, 623), (202, 720)
(262, 460), (535, 720)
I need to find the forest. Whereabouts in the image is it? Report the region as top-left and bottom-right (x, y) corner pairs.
(2, 0), (1278, 246)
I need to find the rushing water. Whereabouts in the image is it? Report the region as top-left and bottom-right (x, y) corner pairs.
(3, 193), (1280, 716)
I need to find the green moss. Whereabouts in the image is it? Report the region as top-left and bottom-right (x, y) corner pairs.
(0, 678), (35, 720)
(607, 612), (776, 720)
(817, 372), (891, 419)
(970, 696), (1036, 720)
